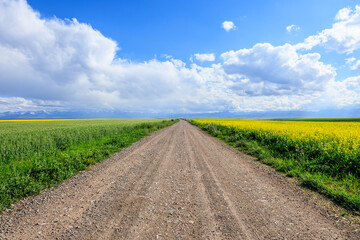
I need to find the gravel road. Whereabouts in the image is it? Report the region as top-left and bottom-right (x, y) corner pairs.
(0, 120), (358, 239)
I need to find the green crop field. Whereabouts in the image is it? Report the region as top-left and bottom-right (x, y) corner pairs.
(0, 119), (177, 211)
(190, 118), (360, 211)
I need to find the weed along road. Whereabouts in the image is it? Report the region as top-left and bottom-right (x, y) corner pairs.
(0, 120), (358, 239)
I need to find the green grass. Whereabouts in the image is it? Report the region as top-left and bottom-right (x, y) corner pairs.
(189, 120), (360, 212)
(0, 119), (178, 211)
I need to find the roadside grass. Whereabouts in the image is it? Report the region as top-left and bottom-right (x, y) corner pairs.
(188, 120), (360, 212)
(0, 119), (178, 211)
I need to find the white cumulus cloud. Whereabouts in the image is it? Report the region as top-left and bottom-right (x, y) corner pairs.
(286, 24), (300, 32)
(0, 97), (63, 113)
(345, 57), (360, 69)
(0, 0), (359, 115)
(193, 53), (215, 62)
(346, 57), (356, 64)
(351, 60), (360, 70)
(318, 76), (360, 108)
(222, 21), (236, 31)
(221, 43), (335, 96)
(335, 7), (352, 21)
(298, 5), (360, 53)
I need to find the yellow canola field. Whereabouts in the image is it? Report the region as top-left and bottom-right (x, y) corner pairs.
(193, 119), (360, 167)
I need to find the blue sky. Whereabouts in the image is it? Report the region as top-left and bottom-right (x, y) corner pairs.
(0, 0), (360, 118)
(28, 0), (356, 63)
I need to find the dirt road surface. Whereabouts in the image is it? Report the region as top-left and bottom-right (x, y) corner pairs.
(1, 120), (359, 239)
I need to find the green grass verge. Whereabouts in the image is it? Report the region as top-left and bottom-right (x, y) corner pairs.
(0, 119), (178, 211)
(188, 120), (360, 212)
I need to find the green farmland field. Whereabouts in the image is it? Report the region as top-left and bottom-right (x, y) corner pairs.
(0, 119), (177, 210)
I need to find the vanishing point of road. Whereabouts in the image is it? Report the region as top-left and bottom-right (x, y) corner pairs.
(0, 120), (358, 239)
